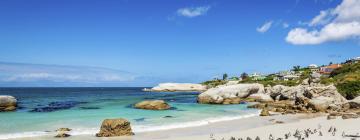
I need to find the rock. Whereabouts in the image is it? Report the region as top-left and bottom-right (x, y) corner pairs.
(197, 84), (265, 104)
(302, 78), (310, 85)
(0, 95), (17, 112)
(310, 72), (321, 83)
(260, 108), (270, 116)
(349, 96), (360, 109)
(148, 83), (207, 92)
(96, 118), (134, 137)
(247, 93), (274, 102)
(134, 100), (170, 110)
(30, 101), (86, 112)
(56, 128), (71, 132)
(55, 132), (71, 138)
(327, 114), (337, 120)
(163, 116), (173, 118)
(342, 113), (359, 119)
(308, 96), (334, 112)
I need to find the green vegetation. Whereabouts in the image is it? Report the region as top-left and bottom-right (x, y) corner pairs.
(222, 73), (228, 80)
(324, 62), (360, 99)
(201, 79), (227, 88)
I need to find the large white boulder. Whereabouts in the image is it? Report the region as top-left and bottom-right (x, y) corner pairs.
(197, 83), (265, 104)
(148, 83), (207, 92)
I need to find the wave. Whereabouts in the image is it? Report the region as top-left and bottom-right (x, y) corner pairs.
(0, 111), (260, 139)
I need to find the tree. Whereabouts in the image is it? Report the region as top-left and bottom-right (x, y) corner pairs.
(329, 62), (333, 65)
(222, 73), (228, 80)
(240, 72), (249, 80)
(293, 65), (301, 71)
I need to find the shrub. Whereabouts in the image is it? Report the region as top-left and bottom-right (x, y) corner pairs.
(336, 81), (360, 99)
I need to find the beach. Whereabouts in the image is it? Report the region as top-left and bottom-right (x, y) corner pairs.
(12, 113), (360, 140)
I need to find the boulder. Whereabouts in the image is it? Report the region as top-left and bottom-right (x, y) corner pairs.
(308, 96), (334, 112)
(266, 85), (305, 101)
(349, 96), (360, 109)
(148, 83), (207, 92)
(327, 114), (337, 120)
(260, 108), (270, 116)
(54, 132), (71, 138)
(56, 128), (71, 132)
(197, 84), (265, 104)
(310, 72), (321, 83)
(247, 93), (274, 102)
(342, 113), (359, 119)
(0, 95), (17, 112)
(134, 100), (170, 110)
(96, 118), (134, 137)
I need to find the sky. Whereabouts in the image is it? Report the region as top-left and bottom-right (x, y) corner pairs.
(0, 0), (360, 87)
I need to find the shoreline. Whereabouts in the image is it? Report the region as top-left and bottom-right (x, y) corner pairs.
(7, 113), (325, 140)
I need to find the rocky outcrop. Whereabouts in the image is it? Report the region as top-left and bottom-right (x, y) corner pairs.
(247, 93), (274, 102)
(260, 108), (270, 116)
(197, 84), (265, 104)
(134, 100), (170, 110)
(0, 95), (17, 112)
(349, 96), (360, 109)
(96, 118), (134, 137)
(55, 127), (71, 138)
(147, 83), (207, 92)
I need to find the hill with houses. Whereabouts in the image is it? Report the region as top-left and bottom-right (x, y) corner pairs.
(202, 56), (360, 99)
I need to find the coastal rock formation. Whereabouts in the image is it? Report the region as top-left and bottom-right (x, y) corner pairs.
(197, 84), (265, 104)
(349, 96), (360, 109)
(247, 93), (274, 102)
(147, 83), (207, 92)
(96, 118), (134, 137)
(134, 100), (170, 110)
(0, 95), (17, 111)
(260, 108), (270, 116)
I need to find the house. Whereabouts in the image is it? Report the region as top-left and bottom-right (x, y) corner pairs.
(319, 64), (342, 75)
(273, 70), (300, 81)
(250, 72), (266, 81)
(354, 57), (360, 63)
(308, 64), (319, 72)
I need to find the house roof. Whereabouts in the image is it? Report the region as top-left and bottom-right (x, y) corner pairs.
(322, 64), (342, 69)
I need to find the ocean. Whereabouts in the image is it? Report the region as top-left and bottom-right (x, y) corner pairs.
(0, 87), (259, 139)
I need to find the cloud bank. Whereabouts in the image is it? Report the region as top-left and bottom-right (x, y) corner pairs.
(0, 62), (137, 86)
(177, 6), (211, 18)
(286, 0), (360, 45)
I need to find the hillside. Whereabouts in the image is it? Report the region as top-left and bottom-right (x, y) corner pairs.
(322, 62), (360, 99)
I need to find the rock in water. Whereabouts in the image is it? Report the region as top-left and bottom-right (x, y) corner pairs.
(56, 128), (71, 132)
(260, 108), (270, 116)
(197, 84), (265, 104)
(148, 83), (207, 92)
(134, 100), (170, 110)
(96, 118), (134, 137)
(0, 95), (17, 112)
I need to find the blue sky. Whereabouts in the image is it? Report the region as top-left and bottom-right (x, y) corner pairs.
(0, 0), (360, 86)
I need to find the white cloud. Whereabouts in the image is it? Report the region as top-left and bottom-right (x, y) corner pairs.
(256, 21), (273, 33)
(309, 10), (333, 26)
(286, 0), (360, 45)
(177, 6), (211, 18)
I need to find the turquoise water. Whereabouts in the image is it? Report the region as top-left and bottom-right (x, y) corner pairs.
(0, 87), (259, 139)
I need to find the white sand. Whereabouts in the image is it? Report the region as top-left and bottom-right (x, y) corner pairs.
(12, 113), (360, 140)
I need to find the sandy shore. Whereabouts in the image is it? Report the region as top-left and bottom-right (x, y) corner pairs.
(11, 113), (360, 140)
